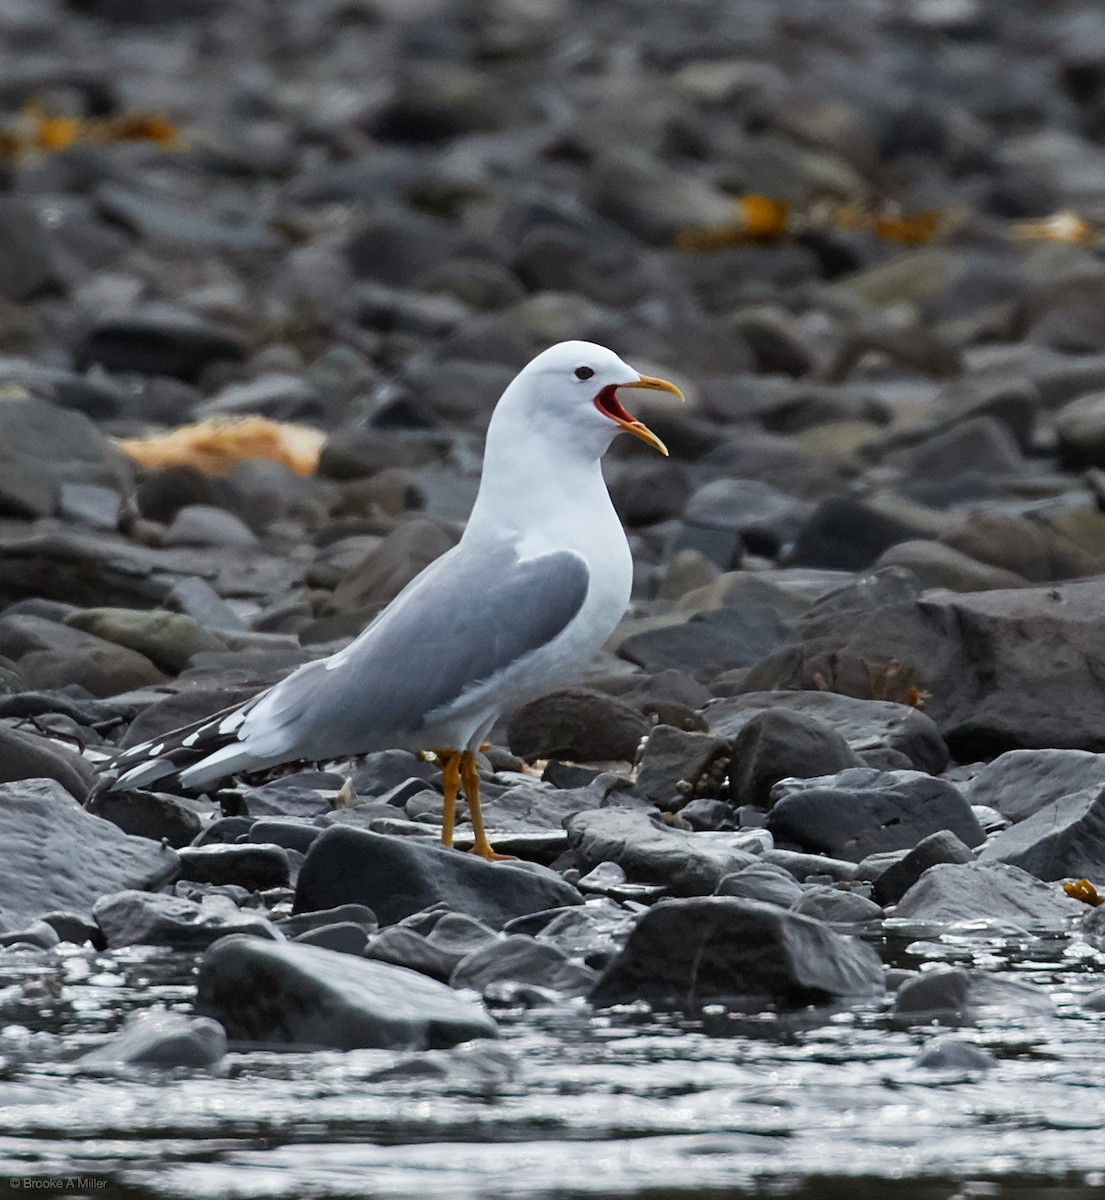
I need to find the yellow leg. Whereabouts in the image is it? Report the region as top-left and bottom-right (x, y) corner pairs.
(434, 749), (461, 848)
(460, 750), (515, 862)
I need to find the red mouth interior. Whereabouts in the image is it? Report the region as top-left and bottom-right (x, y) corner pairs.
(595, 384), (635, 424)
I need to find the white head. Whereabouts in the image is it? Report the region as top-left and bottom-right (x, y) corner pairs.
(488, 340), (683, 461)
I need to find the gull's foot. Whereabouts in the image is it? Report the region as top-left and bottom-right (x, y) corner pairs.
(469, 838), (517, 863)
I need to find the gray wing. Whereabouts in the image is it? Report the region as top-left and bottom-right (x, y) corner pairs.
(239, 541), (590, 758)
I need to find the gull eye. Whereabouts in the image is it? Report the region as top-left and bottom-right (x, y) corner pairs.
(574, 365), (595, 381)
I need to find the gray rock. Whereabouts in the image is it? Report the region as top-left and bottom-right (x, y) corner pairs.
(766, 768), (983, 861)
(0, 197), (62, 301)
(163, 506), (260, 550)
(681, 478), (811, 557)
(196, 935), (496, 1050)
(87, 790), (202, 848)
(893, 966), (970, 1022)
(875, 541), (1027, 592)
(294, 826), (582, 929)
(0, 724), (98, 801)
(748, 580), (1105, 757)
(792, 886), (884, 924)
(729, 709), (865, 809)
(967, 749), (1105, 822)
(788, 498), (927, 571)
(365, 926), (460, 981)
(74, 309), (247, 382)
(451, 935), (596, 996)
(714, 862), (805, 908)
(893, 862), (1083, 930)
(591, 897), (884, 1010)
(93, 890), (276, 950)
(618, 605), (797, 673)
(1055, 390), (1105, 467)
(80, 1011), (227, 1069)
(977, 787), (1105, 881)
(96, 183), (281, 252)
(482, 773), (649, 834)
(292, 922), (369, 956)
(939, 512), (1096, 583)
(914, 1035), (996, 1072)
(248, 819), (321, 855)
(507, 688), (649, 763)
(0, 779), (179, 930)
(634, 724), (730, 807)
(706, 691), (948, 775)
(0, 391), (130, 519)
(871, 829), (976, 906)
(177, 844), (291, 891)
(275, 904), (378, 939)
(0, 920), (60, 949)
(564, 809), (761, 896)
(327, 518), (455, 619)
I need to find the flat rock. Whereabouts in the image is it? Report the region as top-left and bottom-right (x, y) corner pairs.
(977, 787), (1105, 880)
(80, 1011), (227, 1069)
(564, 809), (762, 896)
(482, 773), (650, 834)
(591, 897), (884, 1010)
(0, 779), (179, 930)
(93, 889), (277, 950)
(706, 691), (948, 774)
(791, 885), (884, 924)
(967, 749), (1105, 822)
(74, 309), (247, 382)
(177, 844), (291, 891)
(196, 934), (497, 1050)
(893, 862), (1084, 930)
(766, 768), (984, 861)
(618, 605), (796, 673)
(294, 826), (582, 929)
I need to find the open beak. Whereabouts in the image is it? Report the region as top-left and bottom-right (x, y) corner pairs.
(595, 375), (684, 456)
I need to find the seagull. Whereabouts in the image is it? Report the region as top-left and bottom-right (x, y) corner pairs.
(103, 341), (682, 859)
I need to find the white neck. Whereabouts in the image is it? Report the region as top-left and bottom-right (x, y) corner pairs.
(464, 389), (617, 547)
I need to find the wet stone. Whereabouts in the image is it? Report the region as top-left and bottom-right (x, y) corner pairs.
(591, 897), (885, 1011)
(294, 826), (582, 929)
(871, 829), (977, 907)
(893, 862), (1084, 931)
(565, 809), (762, 897)
(87, 790), (203, 848)
(976, 787), (1105, 881)
(196, 935), (497, 1051)
(451, 935), (597, 997)
(714, 862), (806, 908)
(80, 1011), (227, 1069)
(0, 779), (179, 930)
(766, 768), (984, 862)
(177, 844), (291, 891)
(791, 885), (884, 924)
(92, 890), (278, 950)
(292, 922), (370, 956)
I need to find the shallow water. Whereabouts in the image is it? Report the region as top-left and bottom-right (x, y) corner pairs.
(1, 926), (1104, 1200)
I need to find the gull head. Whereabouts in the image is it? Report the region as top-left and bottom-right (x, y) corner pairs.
(496, 340), (683, 458)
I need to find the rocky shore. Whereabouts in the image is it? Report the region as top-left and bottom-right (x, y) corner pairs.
(3, 0), (1105, 1194)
